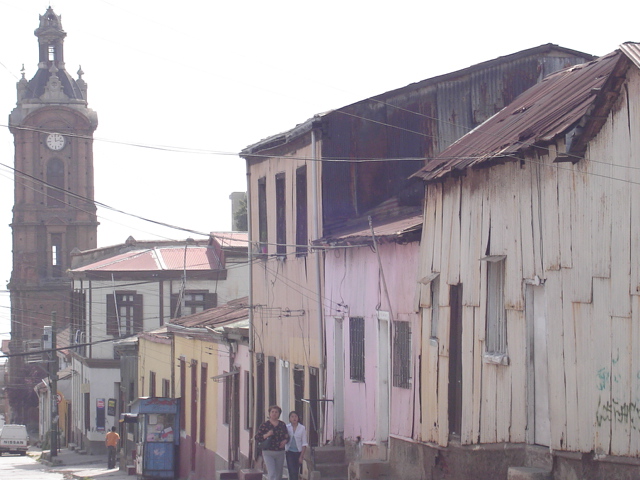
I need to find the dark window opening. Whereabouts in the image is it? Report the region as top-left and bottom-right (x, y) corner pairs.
(349, 317), (365, 382)
(46, 158), (65, 207)
(293, 365), (305, 418)
(309, 367), (319, 446)
(70, 289), (86, 335)
(200, 364), (207, 443)
(179, 358), (186, 427)
(149, 371), (156, 397)
(296, 166), (308, 256)
(171, 291), (216, 318)
(224, 372), (231, 426)
(106, 292), (143, 337)
(256, 354), (265, 424)
(162, 379), (170, 397)
(190, 360), (197, 470)
(268, 356), (277, 407)
(276, 173), (286, 256)
(51, 233), (63, 277)
(244, 371), (251, 430)
(258, 177), (268, 255)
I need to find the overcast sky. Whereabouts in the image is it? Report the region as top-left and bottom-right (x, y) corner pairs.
(0, 0), (637, 343)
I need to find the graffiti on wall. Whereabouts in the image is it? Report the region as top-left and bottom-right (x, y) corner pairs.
(594, 364), (640, 430)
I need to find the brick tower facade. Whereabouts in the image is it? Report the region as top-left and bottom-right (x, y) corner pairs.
(7, 7), (98, 427)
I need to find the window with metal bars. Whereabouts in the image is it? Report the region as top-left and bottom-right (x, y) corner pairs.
(349, 317), (365, 382)
(393, 321), (411, 388)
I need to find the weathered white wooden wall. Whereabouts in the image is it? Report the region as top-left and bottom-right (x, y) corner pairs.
(418, 66), (640, 457)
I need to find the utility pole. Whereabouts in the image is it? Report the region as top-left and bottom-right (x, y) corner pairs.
(50, 311), (58, 457)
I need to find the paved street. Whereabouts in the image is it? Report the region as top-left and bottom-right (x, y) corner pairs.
(0, 448), (131, 480)
(0, 453), (64, 480)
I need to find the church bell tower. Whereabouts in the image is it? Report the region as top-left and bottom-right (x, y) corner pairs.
(7, 7), (98, 426)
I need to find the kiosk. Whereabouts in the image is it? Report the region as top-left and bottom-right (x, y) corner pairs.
(129, 397), (180, 479)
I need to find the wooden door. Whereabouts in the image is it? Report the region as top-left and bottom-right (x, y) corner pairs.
(526, 285), (551, 446)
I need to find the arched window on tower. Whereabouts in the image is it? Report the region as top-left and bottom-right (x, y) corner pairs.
(48, 44), (56, 62)
(46, 158), (65, 207)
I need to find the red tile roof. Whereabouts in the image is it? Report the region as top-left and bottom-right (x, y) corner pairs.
(72, 246), (223, 273)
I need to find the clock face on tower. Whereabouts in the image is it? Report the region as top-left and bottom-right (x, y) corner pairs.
(46, 133), (66, 151)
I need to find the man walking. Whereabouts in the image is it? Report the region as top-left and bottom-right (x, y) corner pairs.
(105, 426), (120, 469)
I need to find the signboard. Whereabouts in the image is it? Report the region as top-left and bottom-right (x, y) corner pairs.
(56, 392), (64, 404)
(96, 398), (106, 431)
(107, 398), (116, 416)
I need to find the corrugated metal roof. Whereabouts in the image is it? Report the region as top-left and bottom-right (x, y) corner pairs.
(169, 297), (249, 329)
(316, 214), (422, 246)
(413, 49), (629, 182)
(210, 232), (249, 248)
(620, 42), (640, 70)
(72, 246), (223, 273)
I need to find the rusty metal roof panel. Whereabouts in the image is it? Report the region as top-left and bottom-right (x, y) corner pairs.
(170, 297), (249, 329)
(316, 213), (422, 246)
(414, 50), (623, 182)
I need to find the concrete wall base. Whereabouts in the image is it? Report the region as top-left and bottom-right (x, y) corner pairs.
(386, 437), (640, 480)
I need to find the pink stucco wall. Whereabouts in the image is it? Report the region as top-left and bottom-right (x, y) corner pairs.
(324, 241), (421, 448)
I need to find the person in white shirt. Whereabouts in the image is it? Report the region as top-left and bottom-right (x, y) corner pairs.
(285, 411), (308, 480)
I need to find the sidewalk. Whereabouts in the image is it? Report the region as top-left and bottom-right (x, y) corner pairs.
(37, 447), (132, 480)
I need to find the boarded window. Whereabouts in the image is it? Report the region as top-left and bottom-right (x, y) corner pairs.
(46, 158), (65, 207)
(485, 257), (507, 354)
(393, 321), (412, 388)
(171, 291), (216, 318)
(296, 166), (308, 256)
(200, 364), (207, 443)
(106, 292), (143, 337)
(258, 177), (268, 255)
(430, 278), (440, 339)
(268, 356), (277, 407)
(275, 173), (286, 256)
(294, 365), (305, 416)
(349, 317), (365, 382)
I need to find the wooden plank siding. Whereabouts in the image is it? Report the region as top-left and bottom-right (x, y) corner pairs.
(417, 65), (640, 457)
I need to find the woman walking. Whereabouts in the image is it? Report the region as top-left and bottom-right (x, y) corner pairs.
(285, 411), (308, 480)
(255, 405), (289, 480)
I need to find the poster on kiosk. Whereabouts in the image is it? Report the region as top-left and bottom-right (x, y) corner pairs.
(128, 397), (180, 479)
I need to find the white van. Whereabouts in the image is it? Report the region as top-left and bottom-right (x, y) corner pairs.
(0, 424), (29, 455)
